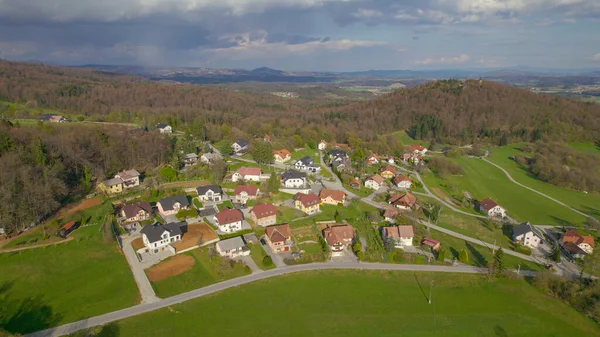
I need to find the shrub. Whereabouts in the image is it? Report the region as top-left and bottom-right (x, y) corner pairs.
(393, 252), (405, 263)
(262, 255), (273, 266)
(458, 249), (469, 263)
(436, 248), (446, 262)
(356, 251), (365, 260)
(414, 255), (424, 264)
(352, 242), (362, 253)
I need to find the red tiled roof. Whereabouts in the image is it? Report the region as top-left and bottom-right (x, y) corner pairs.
(379, 165), (397, 175)
(59, 221), (77, 231)
(121, 201), (152, 218)
(367, 174), (384, 184)
(273, 149), (291, 159)
(234, 185), (259, 196)
(250, 203), (278, 219)
(349, 178), (361, 187)
(393, 174), (412, 185)
(422, 238), (440, 247)
(479, 198), (499, 211)
(389, 192), (417, 208)
(319, 189), (346, 202)
(383, 226), (414, 240)
(215, 208), (243, 225)
(323, 225), (354, 246)
(563, 229), (596, 247)
(265, 224), (291, 244)
(293, 193), (320, 207)
(383, 207), (400, 219)
(407, 144), (426, 152)
(236, 167), (262, 177)
(366, 153), (380, 162)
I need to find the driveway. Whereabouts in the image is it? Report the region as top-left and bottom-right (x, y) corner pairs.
(261, 240), (287, 268)
(238, 255), (263, 273)
(120, 235), (160, 304)
(161, 214), (179, 224)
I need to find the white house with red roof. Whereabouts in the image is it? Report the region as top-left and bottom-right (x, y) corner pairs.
(214, 209), (244, 233)
(318, 140), (328, 151)
(407, 144), (428, 156)
(382, 226), (414, 248)
(393, 174), (413, 189)
(365, 174), (384, 190)
(231, 167), (262, 182)
(479, 198), (506, 218)
(365, 153), (380, 165)
(234, 185), (260, 204)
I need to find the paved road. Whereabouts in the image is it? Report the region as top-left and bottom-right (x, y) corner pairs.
(120, 236), (159, 304)
(482, 158), (589, 219)
(28, 261), (529, 337)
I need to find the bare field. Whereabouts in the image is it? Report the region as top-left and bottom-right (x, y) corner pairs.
(146, 254), (195, 282)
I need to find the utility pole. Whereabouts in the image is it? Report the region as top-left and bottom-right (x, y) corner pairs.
(428, 280), (434, 304)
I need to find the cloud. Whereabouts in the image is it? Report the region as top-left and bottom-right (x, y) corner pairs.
(415, 53), (470, 65)
(593, 53), (600, 61)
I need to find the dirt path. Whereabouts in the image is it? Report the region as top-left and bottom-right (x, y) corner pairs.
(54, 197), (103, 219)
(0, 237), (74, 254)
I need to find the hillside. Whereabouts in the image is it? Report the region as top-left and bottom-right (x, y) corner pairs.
(1, 61), (599, 144)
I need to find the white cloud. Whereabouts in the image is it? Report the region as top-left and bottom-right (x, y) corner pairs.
(592, 53), (600, 61)
(415, 53), (470, 65)
(353, 8), (383, 19)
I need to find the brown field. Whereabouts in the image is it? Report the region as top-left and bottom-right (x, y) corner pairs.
(432, 188), (461, 207)
(146, 254), (195, 282)
(131, 237), (145, 251)
(171, 223), (218, 252)
(54, 196), (103, 219)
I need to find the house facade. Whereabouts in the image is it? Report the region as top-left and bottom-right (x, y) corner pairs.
(265, 224), (292, 253)
(393, 174), (413, 189)
(383, 207), (401, 223)
(318, 140), (328, 150)
(214, 208), (244, 233)
(366, 154), (380, 165)
(389, 192), (417, 210)
(140, 222), (186, 254)
(115, 169), (141, 189)
(512, 222), (544, 249)
(562, 229), (595, 255)
(281, 170), (307, 188)
(196, 185), (223, 202)
(294, 156), (320, 173)
(479, 198), (506, 218)
(379, 165), (396, 179)
(383, 226), (414, 248)
(319, 189), (346, 205)
(157, 195), (190, 216)
(98, 178), (123, 194)
(365, 174), (384, 190)
(216, 237), (250, 258)
(231, 139), (249, 154)
(293, 193), (320, 215)
(323, 225), (354, 257)
(183, 153), (198, 166)
(156, 123), (172, 133)
(120, 201), (152, 222)
(407, 144), (428, 156)
(200, 152), (222, 164)
(231, 167), (262, 182)
(235, 185), (260, 204)
(250, 203), (278, 227)
(273, 149), (292, 163)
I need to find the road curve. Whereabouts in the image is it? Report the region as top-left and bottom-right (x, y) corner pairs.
(28, 262), (523, 337)
(482, 158), (589, 219)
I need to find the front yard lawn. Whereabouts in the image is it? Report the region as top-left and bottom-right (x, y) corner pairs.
(217, 200), (234, 210)
(248, 243), (276, 270)
(176, 208), (198, 220)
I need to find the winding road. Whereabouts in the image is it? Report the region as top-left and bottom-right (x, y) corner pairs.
(27, 261), (531, 337)
(482, 158), (589, 219)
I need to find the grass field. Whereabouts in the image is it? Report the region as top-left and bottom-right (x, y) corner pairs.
(78, 270), (600, 337)
(488, 145), (600, 221)
(0, 225), (139, 335)
(291, 147), (320, 164)
(1, 227), (64, 249)
(435, 211), (514, 250)
(423, 156), (588, 225)
(568, 142), (600, 154)
(390, 130), (422, 145)
(149, 248), (250, 298)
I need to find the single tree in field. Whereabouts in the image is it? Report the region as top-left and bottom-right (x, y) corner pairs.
(492, 248), (505, 277)
(267, 170), (280, 193)
(458, 249), (469, 264)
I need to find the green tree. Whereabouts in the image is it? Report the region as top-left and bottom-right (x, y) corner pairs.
(492, 248), (505, 277)
(292, 135), (304, 148)
(458, 249), (469, 264)
(436, 248), (446, 262)
(218, 140), (232, 156)
(80, 165), (92, 193)
(251, 140), (273, 163)
(31, 136), (49, 166)
(352, 242), (362, 253)
(159, 166), (178, 182)
(356, 251), (365, 260)
(552, 246), (561, 262)
(262, 255), (273, 267)
(267, 170), (280, 193)
(384, 238), (396, 252)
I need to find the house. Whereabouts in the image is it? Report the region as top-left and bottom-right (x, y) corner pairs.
(214, 208), (244, 233)
(98, 178), (123, 194)
(250, 203), (278, 227)
(140, 222), (187, 254)
(265, 224), (292, 253)
(379, 165), (397, 179)
(365, 174), (384, 190)
(512, 222), (544, 249)
(157, 195), (190, 216)
(273, 149), (292, 163)
(58, 221), (79, 238)
(231, 167), (262, 182)
(349, 178), (361, 189)
(293, 192), (320, 215)
(115, 169), (141, 189)
(40, 114), (68, 123)
(319, 189), (346, 205)
(196, 185), (223, 202)
(216, 236), (250, 258)
(183, 153), (198, 166)
(366, 153), (380, 165)
(281, 170), (307, 188)
(386, 156), (395, 164)
(318, 140), (328, 150)
(389, 192), (417, 210)
(402, 153), (422, 165)
(156, 123), (172, 133)
(263, 135), (271, 142)
(393, 174), (413, 189)
(421, 238), (441, 251)
(200, 152), (222, 164)
(328, 150), (347, 165)
(562, 229), (595, 255)
(383, 207), (401, 223)
(295, 156), (320, 173)
(479, 198), (506, 218)
(407, 144), (428, 156)
(322, 225), (354, 257)
(234, 185), (260, 204)
(382, 226), (414, 248)
(231, 139), (249, 154)
(120, 201), (152, 222)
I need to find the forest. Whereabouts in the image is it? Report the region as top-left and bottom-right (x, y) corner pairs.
(0, 120), (170, 234)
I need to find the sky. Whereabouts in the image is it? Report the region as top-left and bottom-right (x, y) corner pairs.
(0, 0), (600, 71)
